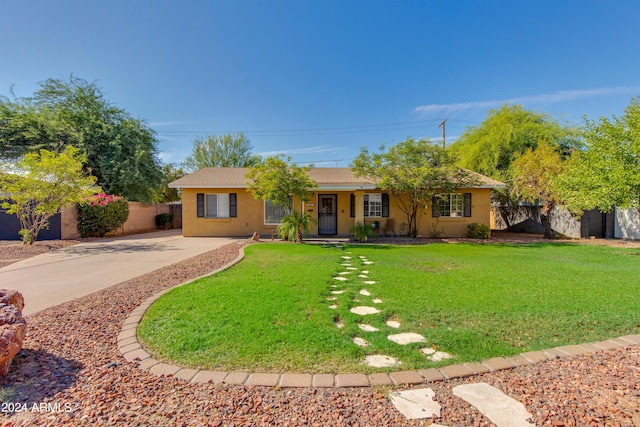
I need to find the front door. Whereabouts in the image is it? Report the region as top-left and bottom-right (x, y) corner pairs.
(318, 195), (337, 235)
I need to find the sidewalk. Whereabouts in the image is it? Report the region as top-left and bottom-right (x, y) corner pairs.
(0, 230), (240, 315)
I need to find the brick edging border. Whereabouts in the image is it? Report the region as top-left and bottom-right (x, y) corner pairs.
(117, 245), (640, 388)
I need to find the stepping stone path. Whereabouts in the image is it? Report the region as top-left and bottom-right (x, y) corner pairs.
(390, 383), (536, 425)
(326, 250), (455, 368)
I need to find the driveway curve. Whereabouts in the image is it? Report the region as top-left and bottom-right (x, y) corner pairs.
(0, 230), (240, 315)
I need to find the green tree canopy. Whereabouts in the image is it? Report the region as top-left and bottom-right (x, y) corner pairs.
(245, 155), (317, 211)
(351, 137), (478, 238)
(0, 76), (164, 202)
(557, 97), (640, 215)
(0, 146), (99, 244)
(183, 133), (261, 171)
(450, 104), (580, 182)
(512, 141), (565, 238)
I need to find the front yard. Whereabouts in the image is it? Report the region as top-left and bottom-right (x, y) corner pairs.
(138, 242), (640, 374)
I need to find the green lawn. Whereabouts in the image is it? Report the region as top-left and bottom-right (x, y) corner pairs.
(137, 242), (640, 374)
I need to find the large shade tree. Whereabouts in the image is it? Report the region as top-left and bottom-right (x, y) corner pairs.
(450, 104), (580, 227)
(183, 133), (261, 171)
(0, 76), (164, 202)
(351, 137), (478, 238)
(558, 97), (640, 215)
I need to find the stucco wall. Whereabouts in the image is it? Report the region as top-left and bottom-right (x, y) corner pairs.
(615, 207), (640, 240)
(181, 187), (493, 238)
(61, 202), (174, 239)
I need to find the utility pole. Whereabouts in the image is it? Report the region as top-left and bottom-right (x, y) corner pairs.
(438, 119), (447, 148)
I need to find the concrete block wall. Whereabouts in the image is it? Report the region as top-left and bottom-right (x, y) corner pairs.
(61, 202), (181, 239)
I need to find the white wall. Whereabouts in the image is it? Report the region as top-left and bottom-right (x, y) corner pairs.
(614, 207), (640, 240)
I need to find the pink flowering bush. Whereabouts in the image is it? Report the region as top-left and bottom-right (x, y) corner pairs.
(77, 194), (129, 237)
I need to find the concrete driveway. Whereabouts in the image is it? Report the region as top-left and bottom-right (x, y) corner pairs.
(0, 230), (240, 315)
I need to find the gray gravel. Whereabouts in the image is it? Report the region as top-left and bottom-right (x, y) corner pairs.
(1, 240), (639, 426)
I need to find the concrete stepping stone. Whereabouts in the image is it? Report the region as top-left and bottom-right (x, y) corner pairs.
(341, 256), (352, 259)
(421, 348), (453, 361)
(345, 267), (358, 270)
(358, 323), (379, 332)
(386, 320), (401, 328)
(364, 354), (401, 368)
(372, 298), (383, 304)
(352, 337), (370, 347)
(361, 270), (369, 274)
(388, 333), (426, 345)
(389, 388), (441, 420)
(338, 271), (351, 275)
(453, 383), (535, 427)
(350, 306), (381, 315)
(330, 290), (344, 294)
(359, 289), (371, 296)
(364, 280), (376, 285)
(326, 296), (336, 301)
(363, 261), (374, 265)
(359, 256), (367, 259)
(333, 276), (348, 281)
(329, 304), (338, 309)
(335, 321), (345, 329)
(341, 263), (351, 266)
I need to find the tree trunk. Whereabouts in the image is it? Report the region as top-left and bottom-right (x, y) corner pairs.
(543, 203), (554, 239)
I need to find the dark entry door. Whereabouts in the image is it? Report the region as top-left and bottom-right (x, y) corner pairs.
(318, 195), (337, 235)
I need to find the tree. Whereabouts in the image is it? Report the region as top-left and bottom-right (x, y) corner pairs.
(511, 142), (565, 238)
(450, 104), (580, 227)
(277, 210), (317, 243)
(0, 146), (98, 244)
(182, 133), (261, 171)
(0, 76), (164, 203)
(351, 137), (478, 238)
(152, 163), (185, 203)
(557, 97), (640, 215)
(245, 155), (317, 210)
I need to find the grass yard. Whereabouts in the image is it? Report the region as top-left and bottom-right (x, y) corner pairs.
(138, 242), (640, 374)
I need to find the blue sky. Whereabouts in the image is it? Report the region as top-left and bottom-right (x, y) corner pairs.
(2, 1), (640, 167)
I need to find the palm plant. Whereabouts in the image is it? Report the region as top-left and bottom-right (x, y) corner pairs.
(277, 210), (317, 243)
(349, 221), (375, 242)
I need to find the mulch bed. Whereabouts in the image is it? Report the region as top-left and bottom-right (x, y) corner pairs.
(0, 237), (639, 425)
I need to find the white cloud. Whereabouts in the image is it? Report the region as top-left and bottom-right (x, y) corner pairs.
(414, 86), (640, 115)
(257, 145), (341, 157)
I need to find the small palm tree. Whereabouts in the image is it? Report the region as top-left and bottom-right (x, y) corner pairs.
(278, 210), (317, 243)
(349, 221), (375, 242)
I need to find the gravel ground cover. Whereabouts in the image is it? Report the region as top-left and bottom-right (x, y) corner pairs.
(1, 237), (639, 426)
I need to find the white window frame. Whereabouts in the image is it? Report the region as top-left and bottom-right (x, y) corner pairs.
(264, 198), (292, 225)
(205, 193), (230, 218)
(438, 193), (464, 217)
(364, 193), (382, 218)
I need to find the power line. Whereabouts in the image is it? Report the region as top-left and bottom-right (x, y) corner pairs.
(158, 119), (445, 137)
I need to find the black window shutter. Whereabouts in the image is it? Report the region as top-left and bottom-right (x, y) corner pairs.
(197, 193), (204, 218)
(432, 196), (440, 218)
(363, 194), (369, 217)
(229, 193), (237, 217)
(463, 193), (472, 217)
(382, 193), (390, 217)
(350, 194), (355, 217)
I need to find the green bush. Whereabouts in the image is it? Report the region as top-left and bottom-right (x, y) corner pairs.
(156, 213), (174, 229)
(77, 194), (129, 237)
(349, 221), (375, 242)
(467, 223), (491, 239)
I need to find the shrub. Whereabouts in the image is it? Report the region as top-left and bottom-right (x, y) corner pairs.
(349, 221), (375, 242)
(277, 211), (317, 243)
(77, 194), (129, 237)
(467, 223), (491, 239)
(155, 213), (174, 229)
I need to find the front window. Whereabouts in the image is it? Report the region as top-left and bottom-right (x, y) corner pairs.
(264, 198), (292, 224)
(435, 193), (467, 217)
(364, 193), (382, 217)
(206, 194), (230, 218)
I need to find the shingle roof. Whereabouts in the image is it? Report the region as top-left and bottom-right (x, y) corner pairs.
(169, 167), (505, 189)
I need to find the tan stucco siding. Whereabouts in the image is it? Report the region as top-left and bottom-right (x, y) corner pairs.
(181, 187), (492, 238)
(181, 188), (278, 238)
